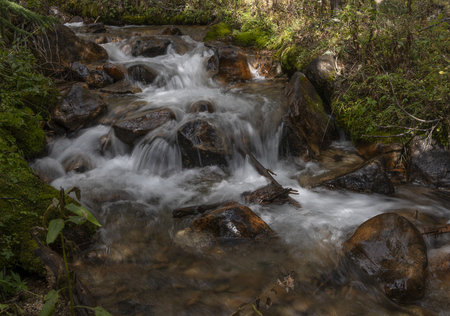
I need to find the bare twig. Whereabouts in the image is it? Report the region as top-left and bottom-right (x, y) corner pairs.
(419, 17), (450, 32)
(421, 224), (450, 236)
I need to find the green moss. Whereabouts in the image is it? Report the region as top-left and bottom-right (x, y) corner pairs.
(204, 23), (232, 41)
(122, 15), (147, 25)
(233, 29), (270, 48)
(7, 116), (45, 159)
(280, 45), (300, 76)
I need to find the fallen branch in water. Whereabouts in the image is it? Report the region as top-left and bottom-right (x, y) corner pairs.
(421, 224), (450, 236)
(172, 202), (230, 218)
(229, 274), (295, 316)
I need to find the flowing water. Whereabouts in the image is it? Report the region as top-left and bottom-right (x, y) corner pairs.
(32, 24), (450, 316)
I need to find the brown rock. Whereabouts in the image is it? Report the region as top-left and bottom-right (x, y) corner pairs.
(127, 64), (157, 85)
(189, 202), (274, 239)
(83, 23), (106, 34)
(343, 213), (427, 303)
(408, 136), (450, 188)
(33, 24), (108, 67)
(62, 154), (94, 173)
(52, 83), (107, 131)
(127, 35), (193, 57)
(68, 16), (83, 23)
(280, 72), (338, 160)
(85, 69), (113, 88)
(207, 43), (252, 82)
(100, 80), (142, 94)
(113, 108), (175, 145)
(161, 26), (183, 36)
(177, 119), (231, 169)
(48, 6), (71, 23)
(314, 156), (395, 195)
(187, 100), (215, 113)
(103, 63), (128, 81)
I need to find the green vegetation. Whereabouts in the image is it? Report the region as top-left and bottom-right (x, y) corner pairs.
(204, 22), (232, 41)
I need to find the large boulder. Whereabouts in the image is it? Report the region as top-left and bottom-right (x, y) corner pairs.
(280, 72), (338, 160)
(126, 36), (192, 57)
(303, 54), (336, 113)
(313, 156), (395, 195)
(177, 119), (231, 169)
(189, 202), (274, 239)
(127, 64), (157, 85)
(408, 136), (450, 188)
(342, 213), (428, 303)
(206, 41), (252, 83)
(33, 24), (108, 68)
(112, 108), (175, 145)
(52, 83), (107, 132)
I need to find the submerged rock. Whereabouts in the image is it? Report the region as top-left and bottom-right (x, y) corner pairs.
(177, 119), (231, 169)
(52, 83), (107, 131)
(187, 100), (215, 113)
(127, 64), (157, 85)
(82, 23), (106, 34)
(62, 154), (94, 173)
(100, 80), (142, 94)
(342, 213), (428, 303)
(303, 54), (336, 113)
(408, 136), (450, 188)
(280, 72), (338, 160)
(113, 108), (175, 145)
(34, 24), (108, 67)
(313, 156), (395, 195)
(103, 62), (128, 82)
(189, 202), (274, 239)
(161, 26), (183, 36)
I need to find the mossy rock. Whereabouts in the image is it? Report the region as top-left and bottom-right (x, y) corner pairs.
(280, 45), (301, 76)
(204, 23), (232, 41)
(6, 116), (45, 159)
(0, 131), (97, 275)
(233, 29), (270, 48)
(122, 15), (147, 25)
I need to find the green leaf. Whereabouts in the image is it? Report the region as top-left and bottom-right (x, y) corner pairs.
(46, 219), (64, 244)
(42, 198), (59, 229)
(67, 216), (86, 225)
(39, 289), (60, 316)
(93, 307), (113, 316)
(0, 304), (8, 312)
(65, 204), (101, 227)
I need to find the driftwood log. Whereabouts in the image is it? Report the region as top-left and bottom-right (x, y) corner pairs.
(32, 233), (96, 316)
(421, 224), (450, 236)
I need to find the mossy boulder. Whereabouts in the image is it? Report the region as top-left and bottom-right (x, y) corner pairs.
(204, 23), (232, 41)
(5, 115), (45, 159)
(280, 72), (338, 160)
(280, 45), (301, 77)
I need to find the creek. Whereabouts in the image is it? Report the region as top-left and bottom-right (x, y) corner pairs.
(33, 24), (450, 316)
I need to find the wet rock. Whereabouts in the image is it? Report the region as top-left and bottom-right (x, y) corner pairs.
(103, 62), (128, 82)
(70, 62), (112, 88)
(303, 54), (336, 113)
(342, 213), (427, 303)
(68, 16), (83, 23)
(357, 142), (406, 182)
(120, 44), (132, 55)
(83, 23), (106, 34)
(280, 72), (338, 160)
(206, 42), (252, 82)
(95, 36), (109, 44)
(313, 156), (395, 195)
(32, 158), (66, 184)
(189, 202), (274, 239)
(161, 26), (183, 35)
(177, 119), (231, 169)
(408, 136), (450, 188)
(428, 246), (450, 272)
(98, 101), (147, 125)
(204, 53), (219, 78)
(34, 24), (108, 67)
(243, 184), (293, 205)
(100, 80), (142, 94)
(48, 6), (71, 23)
(127, 64), (157, 84)
(126, 35), (192, 57)
(83, 17), (95, 24)
(187, 100), (215, 113)
(52, 83), (107, 131)
(113, 108), (175, 145)
(252, 54), (283, 79)
(62, 154), (94, 173)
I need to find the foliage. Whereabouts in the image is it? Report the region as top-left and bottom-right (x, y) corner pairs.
(204, 22), (231, 41)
